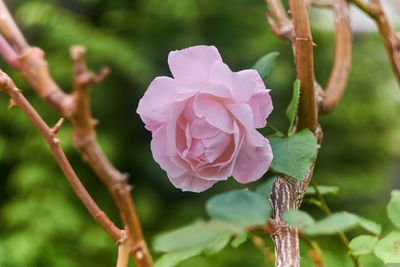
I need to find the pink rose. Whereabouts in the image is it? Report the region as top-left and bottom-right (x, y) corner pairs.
(137, 45), (273, 192)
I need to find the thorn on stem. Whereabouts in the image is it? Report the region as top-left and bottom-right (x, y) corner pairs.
(53, 137), (60, 145)
(8, 99), (16, 109)
(51, 117), (65, 134)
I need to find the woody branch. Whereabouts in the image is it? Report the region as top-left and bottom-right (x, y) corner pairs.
(0, 1), (153, 266)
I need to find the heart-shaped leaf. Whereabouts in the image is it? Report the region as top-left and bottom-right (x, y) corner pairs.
(374, 231), (400, 264)
(206, 190), (271, 227)
(269, 129), (317, 181)
(349, 235), (378, 256)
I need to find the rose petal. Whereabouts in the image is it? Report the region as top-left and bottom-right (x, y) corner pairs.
(247, 90), (273, 128)
(201, 84), (232, 99)
(232, 132), (273, 183)
(170, 172), (218, 192)
(190, 117), (220, 139)
(151, 125), (186, 178)
(137, 76), (195, 131)
(202, 131), (232, 163)
(166, 101), (186, 156)
(237, 69), (273, 128)
(237, 69), (266, 91)
(168, 45), (222, 86)
(193, 93), (234, 133)
(209, 61), (256, 103)
(226, 103), (254, 129)
(195, 122), (242, 180)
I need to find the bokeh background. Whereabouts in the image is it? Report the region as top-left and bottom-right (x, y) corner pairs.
(0, 0), (399, 266)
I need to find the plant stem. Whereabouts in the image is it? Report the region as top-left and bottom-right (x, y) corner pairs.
(0, 70), (124, 243)
(311, 181), (359, 267)
(350, 0), (400, 87)
(0, 3), (153, 266)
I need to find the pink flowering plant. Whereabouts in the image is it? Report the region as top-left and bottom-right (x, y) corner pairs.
(137, 45), (322, 265)
(137, 45), (273, 192)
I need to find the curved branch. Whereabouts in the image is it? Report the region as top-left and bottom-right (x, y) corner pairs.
(350, 0), (400, 87)
(319, 0), (352, 113)
(0, 3), (153, 266)
(0, 70), (124, 243)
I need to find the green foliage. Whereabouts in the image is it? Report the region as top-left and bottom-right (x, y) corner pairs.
(355, 215), (382, 236)
(153, 188), (272, 266)
(230, 232), (248, 248)
(0, 0), (399, 267)
(303, 213), (358, 236)
(349, 235), (378, 256)
(306, 185), (340, 195)
(374, 232), (400, 264)
(16, 2), (154, 84)
(283, 210), (315, 229)
(155, 247), (205, 267)
(269, 129), (317, 180)
(252, 52), (279, 80)
(286, 80), (300, 135)
(206, 190), (271, 227)
(283, 210), (381, 236)
(153, 220), (240, 253)
(387, 190), (400, 229)
(254, 176), (276, 197)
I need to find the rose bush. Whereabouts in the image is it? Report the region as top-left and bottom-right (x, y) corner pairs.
(137, 45), (273, 192)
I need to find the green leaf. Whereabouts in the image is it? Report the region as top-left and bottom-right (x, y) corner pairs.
(202, 232), (232, 255)
(283, 210), (315, 229)
(206, 190), (271, 227)
(303, 213), (358, 236)
(154, 247), (203, 267)
(286, 80), (300, 135)
(387, 190), (400, 229)
(231, 232), (248, 248)
(349, 235), (379, 256)
(154, 223), (234, 267)
(255, 177), (276, 198)
(374, 231), (400, 264)
(153, 220), (237, 252)
(306, 185), (340, 195)
(269, 129), (318, 181)
(252, 52), (279, 79)
(354, 215), (382, 235)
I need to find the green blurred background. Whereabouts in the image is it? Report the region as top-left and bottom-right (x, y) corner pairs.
(0, 0), (399, 266)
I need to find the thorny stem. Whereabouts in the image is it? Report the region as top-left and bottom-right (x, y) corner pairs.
(289, 0), (318, 132)
(311, 182), (360, 267)
(266, 0), (352, 114)
(0, 2), (153, 266)
(0, 70), (124, 243)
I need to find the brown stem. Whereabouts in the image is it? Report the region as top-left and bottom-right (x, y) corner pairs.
(319, 0), (352, 113)
(0, 0), (28, 53)
(0, 70), (124, 243)
(0, 3), (153, 266)
(116, 236), (131, 267)
(265, 0), (295, 46)
(350, 0), (400, 87)
(69, 46), (153, 266)
(289, 0), (318, 131)
(265, 0), (352, 114)
(0, 34), (19, 69)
